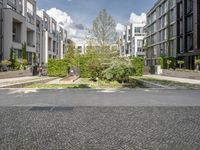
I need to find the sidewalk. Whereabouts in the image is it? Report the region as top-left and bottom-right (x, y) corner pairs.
(144, 75), (200, 85)
(0, 76), (54, 88)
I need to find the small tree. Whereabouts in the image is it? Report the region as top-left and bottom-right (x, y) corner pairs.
(92, 9), (116, 47)
(9, 47), (16, 69)
(195, 59), (200, 71)
(21, 59), (28, 70)
(167, 60), (172, 69)
(22, 42), (27, 60)
(33, 53), (37, 65)
(177, 60), (184, 69)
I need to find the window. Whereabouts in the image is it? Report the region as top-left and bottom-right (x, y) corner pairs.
(8, 0), (16, 5)
(27, 52), (32, 65)
(137, 40), (143, 48)
(186, 16), (193, 32)
(177, 2), (183, 19)
(135, 27), (143, 33)
(27, 1), (33, 16)
(186, 0), (193, 14)
(52, 23), (56, 31)
(186, 35), (193, 51)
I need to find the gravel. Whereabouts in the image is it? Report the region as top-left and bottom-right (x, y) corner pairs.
(1, 106), (200, 150)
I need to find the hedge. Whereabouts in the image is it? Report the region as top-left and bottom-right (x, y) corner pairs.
(159, 56), (176, 69)
(130, 57), (145, 76)
(79, 55), (91, 78)
(48, 59), (68, 77)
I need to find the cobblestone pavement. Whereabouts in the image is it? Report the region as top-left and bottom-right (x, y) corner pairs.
(0, 106), (200, 150)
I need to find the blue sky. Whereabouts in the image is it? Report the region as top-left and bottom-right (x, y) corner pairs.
(37, 0), (157, 28)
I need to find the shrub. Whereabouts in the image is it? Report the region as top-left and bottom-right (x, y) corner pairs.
(1, 60), (11, 66)
(102, 61), (133, 83)
(195, 59), (200, 65)
(48, 59), (68, 77)
(79, 55), (91, 78)
(130, 57), (145, 76)
(160, 57), (176, 69)
(89, 59), (103, 80)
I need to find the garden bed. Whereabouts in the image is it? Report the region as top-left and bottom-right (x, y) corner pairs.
(24, 78), (147, 89)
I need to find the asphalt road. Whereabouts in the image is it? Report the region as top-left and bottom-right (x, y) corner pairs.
(0, 88), (200, 106)
(1, 88), (200, 149)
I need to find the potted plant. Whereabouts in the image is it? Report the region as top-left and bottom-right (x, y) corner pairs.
(195, 59), (200, 71)
(177, 60), (184, 69)
(0, 60), (11, 72)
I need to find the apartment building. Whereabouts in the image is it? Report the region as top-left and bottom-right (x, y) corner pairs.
(176, 0), (200, 69)
(145, 0), (177, 66)
(35, 11), (68, 64)
(120, 23), (146, 57)
(0, 0), (67, 65)
(0, 0), (37, 64)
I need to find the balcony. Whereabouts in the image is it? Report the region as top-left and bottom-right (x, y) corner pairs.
(27, 28), (35, 47)
(13, 20), (22, 43)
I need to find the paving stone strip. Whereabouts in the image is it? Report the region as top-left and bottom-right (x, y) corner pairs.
(0, 77), (56, 88)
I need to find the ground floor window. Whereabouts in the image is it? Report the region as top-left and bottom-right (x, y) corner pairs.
(14, 49), (22, 59)
(27, 52), (32, 65)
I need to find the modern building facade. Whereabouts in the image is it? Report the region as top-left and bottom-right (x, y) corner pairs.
(176, 0), (200, 69)
(145, 0), (200, 70)
(0, 0), (67, 65)
(145, 0), (177, 66)
(119, 23), (146, 57)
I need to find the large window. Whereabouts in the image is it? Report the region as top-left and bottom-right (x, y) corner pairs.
(186, 35), (193, 51)
(27, 1), (33, 16)
(135, 27), (143, 33)
(137, 40), (143, 48)
(8, 0), (16, 5)
(186, 0), (193, 14)
(186, 16), (193, 32)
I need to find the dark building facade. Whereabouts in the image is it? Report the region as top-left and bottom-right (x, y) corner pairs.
(176, 0), (200, 70)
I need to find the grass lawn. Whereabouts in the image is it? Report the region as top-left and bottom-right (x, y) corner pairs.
(25, 78), (144, 89)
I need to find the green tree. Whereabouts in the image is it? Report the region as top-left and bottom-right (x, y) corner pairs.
(92, 9), (116, 47)
(64, 40), (77, 67)
(22, 42), (27, 60)
(33, 53), (37, 65)
(10, 47), (15, 69)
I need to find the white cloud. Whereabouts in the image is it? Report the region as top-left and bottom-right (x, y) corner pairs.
(46, 8), (73, 27)
(36, 8), (45, 19)
(116, 23), (126, 33)
(129, 13), (146, 24)
(37, 8), (88, 44)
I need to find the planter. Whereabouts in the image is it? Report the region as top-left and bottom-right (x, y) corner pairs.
(162, 69), (200, 79)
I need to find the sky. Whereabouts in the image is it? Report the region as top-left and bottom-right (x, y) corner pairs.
(37, 0), (157, 43)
